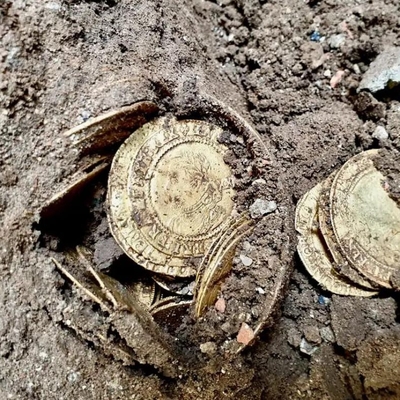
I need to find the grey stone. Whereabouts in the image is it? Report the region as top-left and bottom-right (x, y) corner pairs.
(300, 338), (319, 355)
(249, 199), (277, 219)
(320, 326), (335, 343)
(372, 125), (389, 140)
(199, 341), (217, 354)
(327, 34), (346, 49)
(359, 46), (400, 93)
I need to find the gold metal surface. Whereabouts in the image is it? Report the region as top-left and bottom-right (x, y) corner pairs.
(107, 117), (235, 278)
(295, 183), (377, 296)
(330, 150), (400, 288)
(194, 213), (254, 317)
(318, 174), (378, 291)
(65, 101), (159, 154)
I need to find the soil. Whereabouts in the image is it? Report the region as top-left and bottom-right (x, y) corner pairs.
(1, 1), (400, 399)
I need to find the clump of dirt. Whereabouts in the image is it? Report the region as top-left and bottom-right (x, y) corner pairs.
(374, 148), (400, 205)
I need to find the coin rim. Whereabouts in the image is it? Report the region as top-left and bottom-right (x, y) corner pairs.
(296, 182), (377, 296)
(318, 173), (378, 290)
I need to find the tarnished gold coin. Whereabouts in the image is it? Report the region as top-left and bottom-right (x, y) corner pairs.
(330, 150), (400, 288)
(318, 174), (378, 291)
(295, 183), (376, 296)
(107, 117), (235, 278)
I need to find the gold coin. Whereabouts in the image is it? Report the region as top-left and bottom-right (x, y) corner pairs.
(107, 117), (235, 278)
(318, 174), (378, 290)
(330, 150), (400, 288)
(194, 213), (254, 317)
(150, 296), (191, 332)
(295, 182), (377, 296)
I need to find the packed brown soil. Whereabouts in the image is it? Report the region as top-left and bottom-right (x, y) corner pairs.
(1, 1), (400, 399)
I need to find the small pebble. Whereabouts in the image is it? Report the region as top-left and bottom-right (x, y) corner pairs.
(318, 295), (330, 306)
(200, 341), (217, 355)
(372, 125), (389, 140)
(81, 110), (91, 122)
(252, 178), (267, 186)
(327, 34), (345, 49)
(359, 46), (400, 93)
(240, 254), (253, 267)
(256, 287), (265, 294)
(67, 371), (80, 383)
(323, 69), (332, 78)
(330, 70), (345, 88)
(320, 326), (335, 343)
(310, 31), (321, 42)
(299, 338), (318, 356)
(237, 323), (255, 345)
(249, 199), (277, 219)
(353, 64), (361, 74)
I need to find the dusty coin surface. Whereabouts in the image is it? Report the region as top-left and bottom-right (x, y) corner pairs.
(330, 150), (400, 288)
(295, 182), (376, 296)
(107, 117), (235, 278)
(317, 174), (378, 291)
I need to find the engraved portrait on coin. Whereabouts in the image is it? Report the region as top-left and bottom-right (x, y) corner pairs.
(107, 117), (235, 278)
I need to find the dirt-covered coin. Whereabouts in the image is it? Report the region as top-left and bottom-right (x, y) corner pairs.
(107, 117), (235, 278)
(330, 150), (400, 288)
(150, 296), (192, 332)
(295, 182), (376, 296)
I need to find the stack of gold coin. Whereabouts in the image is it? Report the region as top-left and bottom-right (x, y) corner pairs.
(295, 149), (400, 296)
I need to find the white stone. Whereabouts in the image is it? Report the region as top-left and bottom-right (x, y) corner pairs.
(240, 254), (253, 266)
(256, 287), (265, 294)
(372, 126), (389, 140)
(323, 69), (332, 78)
(249, 199), (277, 219)
(327, 34), (345, 49)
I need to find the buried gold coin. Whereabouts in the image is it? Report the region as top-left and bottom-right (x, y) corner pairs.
(295, 183), (376, 296)
(107, 117), (235, 278)
(317, 174), (378, 291)
(330, 150), (400, 288)
(194, 213), (254, 317)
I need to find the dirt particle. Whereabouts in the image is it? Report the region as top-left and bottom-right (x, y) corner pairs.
(303, 325), (321, 345)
